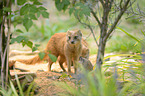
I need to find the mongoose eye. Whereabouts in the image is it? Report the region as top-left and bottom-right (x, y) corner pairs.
(68, 36), (71, 40)
(74, 36), (78, 39)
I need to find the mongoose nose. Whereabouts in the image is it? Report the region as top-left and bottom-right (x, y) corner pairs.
(71, 41), (74, 44)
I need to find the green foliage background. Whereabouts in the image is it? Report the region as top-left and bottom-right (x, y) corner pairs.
(11, 0), (145, 54)
(2, 0), (145, 95)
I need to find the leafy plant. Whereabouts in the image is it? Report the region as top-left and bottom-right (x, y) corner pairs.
(0, 74), (37, 96)
(0, 0), (49, 90)
(10, 0), (50, 49)
(15, 0), (49, 31)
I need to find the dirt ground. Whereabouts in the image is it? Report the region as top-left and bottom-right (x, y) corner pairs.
(9, 50), (96, 96)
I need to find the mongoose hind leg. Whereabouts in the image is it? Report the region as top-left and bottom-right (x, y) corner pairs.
(58, 56), (66, 72)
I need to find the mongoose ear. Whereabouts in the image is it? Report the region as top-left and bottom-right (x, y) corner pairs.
(66, 30), (70, 35)
(78, 30), (82, 37)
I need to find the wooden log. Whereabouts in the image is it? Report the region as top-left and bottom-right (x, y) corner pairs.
(14, 68), (29, 72)
(10, 72), (37, 79)
(9, 50), (40, 57)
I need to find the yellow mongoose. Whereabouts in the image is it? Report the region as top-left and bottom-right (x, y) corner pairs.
(17, 30), (88, 73)
(64, 30), (82, 74)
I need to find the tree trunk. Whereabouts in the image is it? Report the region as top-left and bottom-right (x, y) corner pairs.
(96, 0), (131, 71)
(0, 0), (11, 89)
(96, 1), (110, 70)
(96, 38), (106, 70)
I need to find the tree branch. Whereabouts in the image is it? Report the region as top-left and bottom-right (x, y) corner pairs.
(109, 0), (114, 9)
(104, 0), (131, 42)
(89, 7), (101, 28)
(76, 16), (99, 47)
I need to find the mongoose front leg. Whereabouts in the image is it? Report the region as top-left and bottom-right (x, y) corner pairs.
(67, 58), (72, 74)
(73, 56), (80, 74)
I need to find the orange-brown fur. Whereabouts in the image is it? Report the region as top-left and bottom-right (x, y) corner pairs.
(17, 30), (89, 73)
(64, 30), (82, 74)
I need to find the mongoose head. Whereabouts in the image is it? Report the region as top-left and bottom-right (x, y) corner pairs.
(66, 30), (82, 45)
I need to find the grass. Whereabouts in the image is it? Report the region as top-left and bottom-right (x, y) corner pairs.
(55, 52), (145, 96)
(0, 74), (37, 96)
(106, 35), (142, 53)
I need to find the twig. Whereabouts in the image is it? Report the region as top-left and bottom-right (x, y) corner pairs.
(89, 7), (101, 28)
(76, 16), (99, 47)
(84, 32), (91, 40)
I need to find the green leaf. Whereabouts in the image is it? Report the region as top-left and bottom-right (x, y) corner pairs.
(63, 0), (70, 4)
(29, 14), (37, 20)
(10, 38), (16, 44)
(20, 4), (38, 15)
(74, 9), (79, 17)
(13, 16), (23, 24)
(32, 47), (38, 52)
(117, 27), (140, 42)
(79, 11), (84, 17)
(23, 18), (33, 32)
(55, 0), (63, 11)
(3, 7), (12, 12)
(29, 5), (38, 13)
(55, 0), (70, 11)
(17, 0), (26, 5)
(22, 42), (26, 47)
(14, 73), (24, 96)
(74, 3), (91, 17)
(10, 36), (34, 49)
(20, 4), (30, 15)
(38, 6), (47, 11)
(83, 7), (91, 16)
(39, 52), (45, 60)
(41, 11), (49, 18)
(69, 7), (74, 15)
(37, 12), (41, 18)
(35, 44), (40, 47)
(14, 10), (19, 14)
(15, 29), (23, 33)
(26, 41), (33, 48)
(33, 0), (42, 5)
(15, 36), (26, 43)
(25, 81), (35, 96)
(75, 3), (83, 7)
(10, 80), (19, 96)
(62, 0), (70, 11)
(141, 30), (145, 36)
(32, 44), (40, 52)
(7, 14), (14, 19)
(48, 54), (57, 62)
